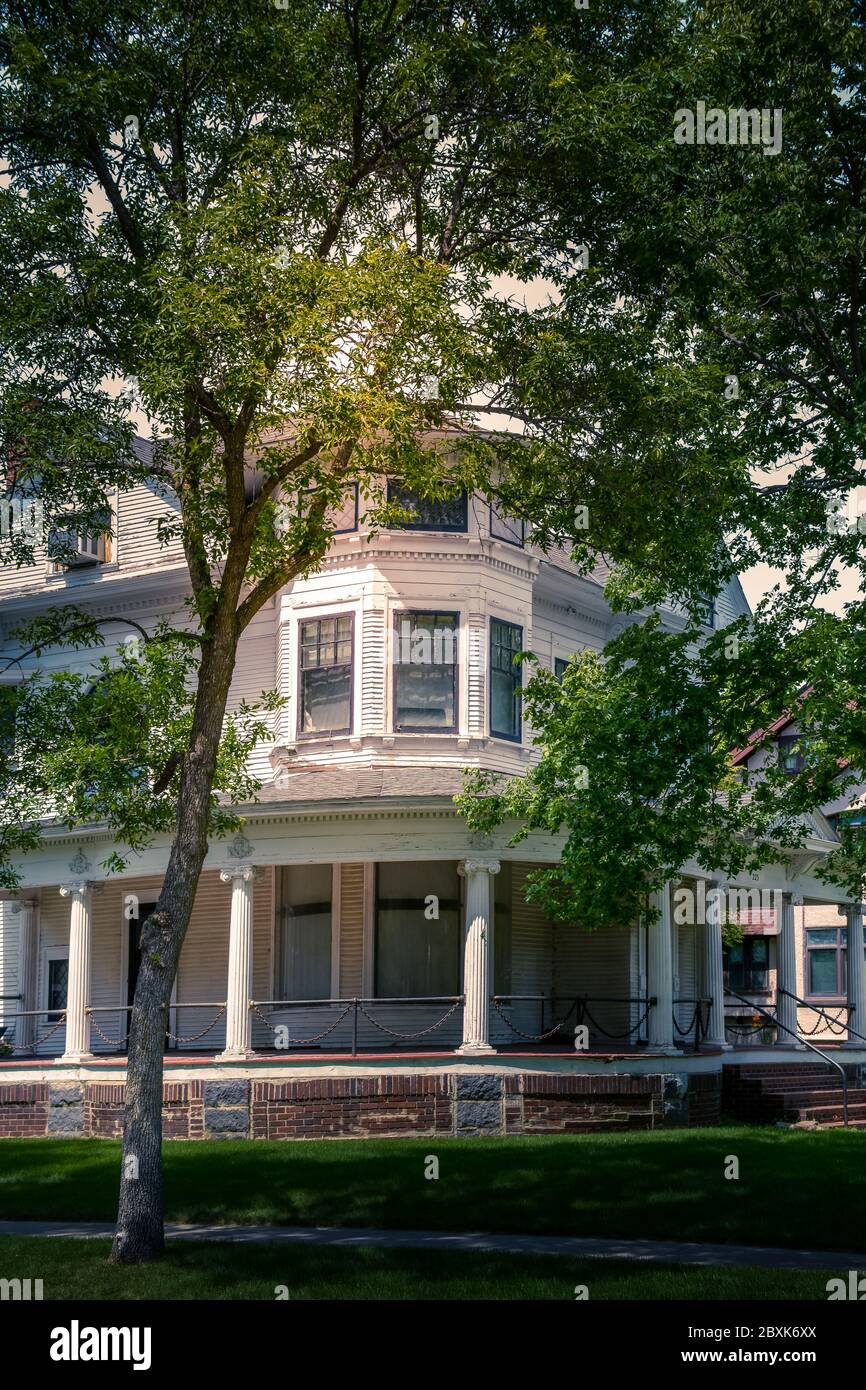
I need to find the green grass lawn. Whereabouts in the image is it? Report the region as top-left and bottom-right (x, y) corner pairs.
(1, 1126), (865, 1251)
(0, 1236), (835, 1300)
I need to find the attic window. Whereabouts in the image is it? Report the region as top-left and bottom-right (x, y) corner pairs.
(49, 515), (110, 570)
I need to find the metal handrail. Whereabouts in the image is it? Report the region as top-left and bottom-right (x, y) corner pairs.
(777, 987), (866, 1047)
(727, 987), (849, 1126)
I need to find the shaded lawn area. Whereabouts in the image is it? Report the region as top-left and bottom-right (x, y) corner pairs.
(1, 1127), (865, 1251)
(0, 1237), (835, 1301)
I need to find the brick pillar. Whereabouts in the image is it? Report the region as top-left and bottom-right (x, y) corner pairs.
(646, 883), (674, 1050)
(457, 859), (499, 1055)
(845, 901), (866, 1047)
(59, 882), (94, 1062)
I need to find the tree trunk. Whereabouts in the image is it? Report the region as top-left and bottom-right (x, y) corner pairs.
(109, 615), (238, 1264)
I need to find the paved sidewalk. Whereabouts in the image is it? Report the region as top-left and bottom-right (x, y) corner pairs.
(0, 1220), (862, 1271)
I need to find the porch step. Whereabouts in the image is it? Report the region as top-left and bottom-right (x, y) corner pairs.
(723, 1063), (866, 1127)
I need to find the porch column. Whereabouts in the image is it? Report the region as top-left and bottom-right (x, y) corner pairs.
(844, 901), (866, 1048)
(646, 883), (674, 1050)
(457, 858), (500, 1056)
(775, 891), (802, 1046)
(10, 898), (37, 1053)
(701, 881), (731, 1049)
(59, 882), (94, 1062)
(219, 865), (258, 1060)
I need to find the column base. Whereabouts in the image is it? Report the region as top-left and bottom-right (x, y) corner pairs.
(643, 1041), (676, 1054)
(456, 1042), (496, 1057)
(773, 1040), (806, 1049)
(217, 1048), (256, 1062)
(58, 1052), (93, 1064)
(702, 1040), (733, 1051)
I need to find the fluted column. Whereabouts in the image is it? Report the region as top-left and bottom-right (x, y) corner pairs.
(775, 892), (801, 1046)
(646, 883), (674, 1050)
(219, 865), (258, 1059)
(59, 882), (94, 1062)
(844, 901), (866, 1047)
(457, 859), (500, 1055)
(10, 898), (37, 1052)
(701, 881), (731, 1049)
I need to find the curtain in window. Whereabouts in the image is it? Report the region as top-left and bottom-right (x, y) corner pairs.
(376, 861), (460, 997)
(280, 864), (332, 1000)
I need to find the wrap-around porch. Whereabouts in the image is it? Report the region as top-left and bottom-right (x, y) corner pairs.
(3, 856), (861, 1066)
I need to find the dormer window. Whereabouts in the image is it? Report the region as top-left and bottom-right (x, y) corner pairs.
(386, 483), (467, 533)
(49, 512), (110, 570)
(777, 735), (805, 775)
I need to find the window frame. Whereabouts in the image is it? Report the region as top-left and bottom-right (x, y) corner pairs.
(489, 618), (523, 742)
(386, 481), (468, 533)
(722, 935), (771, 995)
(803, 924), (865, 1000)
(42, 945), (69, 1021)
(391, 609), (459, 734)
(296, 611), (355, 739)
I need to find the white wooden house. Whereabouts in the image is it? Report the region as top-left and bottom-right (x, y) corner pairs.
(0, 447), (862, 1138)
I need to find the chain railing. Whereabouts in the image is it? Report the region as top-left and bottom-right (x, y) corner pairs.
(491, 994), (656, 1045)
(673, 998), (713, 1053)
(0, 1007), (68, 1053)
(250, 996), (464, 1055)
(777, 987), (866, 1045)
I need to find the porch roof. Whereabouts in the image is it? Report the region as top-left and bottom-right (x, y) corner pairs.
(249, 764), (466, 810)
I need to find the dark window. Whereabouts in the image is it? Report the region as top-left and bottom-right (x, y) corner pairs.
(723, 936), (770, 993)
(279, 864), (332, 1001)
(386, 483), (467, 532)
(47, 957), (68, 1016)
(490, 619), (522, 741)
(697, 595), (716, 628)
(777, 735), (806, 775)
(490, 502), (525, 547)
(375, 861), (461, 997)
(493, 862), (512, 996)
(392, 612), (458, 732)
(554, 657), (570, 681)
(298, 614), (353, 736)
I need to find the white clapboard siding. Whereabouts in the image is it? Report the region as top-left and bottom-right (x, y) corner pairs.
(675, 920), (698, 1041)
(0, 902), (20, 1045)
(116, 482), (184, 570)
(338, 863), (365, 998)
(506, 864), (554, 1040)
(554, 920), (632, 1044)
(362, 608), (386, 735)
(467, 619), (486, 736)
(34, 889), (69, 1058)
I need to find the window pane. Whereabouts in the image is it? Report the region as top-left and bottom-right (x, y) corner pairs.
(280, 865), (332, 1000)
(393, 613), (457, 731)
(375, 861), (460, 997)
(48, 958), (68, 1013)
(299, 617), (353, 734)
(387, 483), (467, 532)
(807, 928), (838, 946)
(809, 950), (839, 994)
(555, 658), (569, 681)
(490, 620), (522, 739)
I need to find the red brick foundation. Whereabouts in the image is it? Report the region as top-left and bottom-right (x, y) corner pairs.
(0, 1068), (723, 1139)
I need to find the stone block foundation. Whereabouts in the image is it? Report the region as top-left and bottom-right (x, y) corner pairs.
(0, 1067), (722, 1139)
